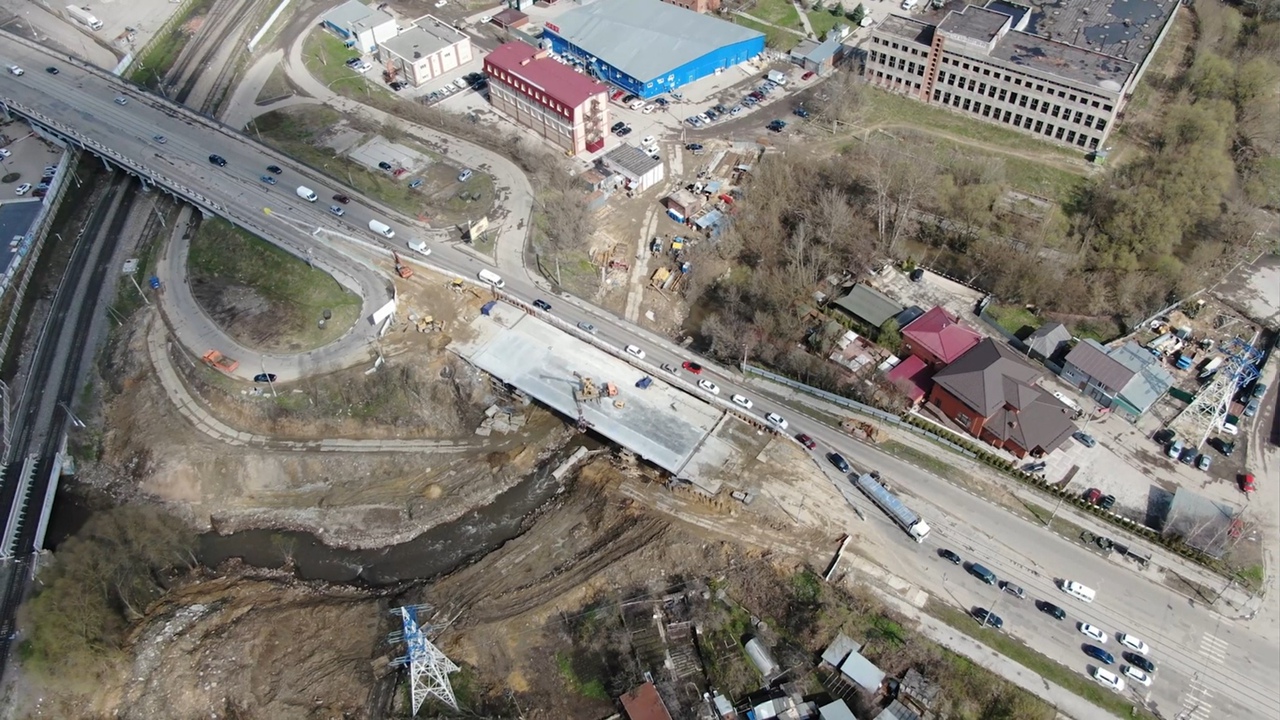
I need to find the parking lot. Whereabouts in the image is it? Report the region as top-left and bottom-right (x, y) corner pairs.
(1, 122), (67, 199)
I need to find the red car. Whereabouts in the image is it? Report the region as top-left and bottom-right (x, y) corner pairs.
(795, 433), (816, 450)
(802, 70), (816, 80)
(1241, 474), (1255, 493)
(681, 361), (703, 374)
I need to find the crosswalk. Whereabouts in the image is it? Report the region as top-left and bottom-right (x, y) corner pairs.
(1179, 634), (1229, 720)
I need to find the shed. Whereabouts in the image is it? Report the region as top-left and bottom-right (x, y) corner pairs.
(600, 144), (665, 193)
(839, 648), (886, 692)
(490, 7), (529, 28)
(665, 189), (702, 220)
(874, 699), (923, 720)
(619, 681), (674, 720)
(745, 636), (780, 678)
(818, 699), (857, 720)
(898, 668), (941, 713)
(821, 633), (861, 667)
(1024, 321), (1071, 361)
(693, 209), (725, 233)
(831, 284), (904, 329)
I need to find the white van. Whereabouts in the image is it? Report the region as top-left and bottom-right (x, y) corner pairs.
(901, 0), (919, 9)
(766, 69), (788, 86)
(296, 186), (317, 202)
(368, 219), (395, 238)
(477, 268), (505, 289)
(407, 240), (431, 256)
(1061, 580), (1096, 603)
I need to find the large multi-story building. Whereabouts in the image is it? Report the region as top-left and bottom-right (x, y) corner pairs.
(379, 16), (473, 87)
(864, 0), (1179, 150)
(659, 0), (721, 12)
(484, 42), (609, 155)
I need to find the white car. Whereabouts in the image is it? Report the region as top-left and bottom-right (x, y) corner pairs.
(625, 344), (646, 359)
(0, 148), (10, 158)
(1219, 418), (1239, 435)
(731, 394), (753, 409)
(6, 65), (23, 76)
(730, 105), (743, 115)
(629, 100), (645, 110)
(114, 96), (128, 105)
(454, 77), (468, 90)
(765, 412), (788, 430)
(1092, 667), (1125, 693)
(434, 0), (447, 7)
(698, 379), (720, 395)
(640, 135), (655, 147)
(478, 15), (491, 23)
(1121, 665), (1151, 687)
(15, 183), (31, 196)
(1078, 623), (1107, 644)
(642, 104), (655, 114)
(1116, 633), (1149, 655)
(697, 113), (710, 124)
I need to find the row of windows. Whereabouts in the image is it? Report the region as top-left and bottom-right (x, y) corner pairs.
(870, 70), (922, 93)
(486, 67), (574, 117)
(872, 35), (927, 58)
(870, 51), (926, 77)
(940, 55), (1114, 112)
(931, 88), (1100, 149)
(936, 72), (1107, 130)
(491, 85), (575, 137)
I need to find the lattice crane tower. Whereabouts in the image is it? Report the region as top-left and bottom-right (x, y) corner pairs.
(1169, 337), (1262, 449)
(389, 604), (459, 713)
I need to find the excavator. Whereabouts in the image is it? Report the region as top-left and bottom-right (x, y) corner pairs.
(392, 250), (413, 279)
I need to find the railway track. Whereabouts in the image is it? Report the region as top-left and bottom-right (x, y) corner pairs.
(163, 0), (255, 110)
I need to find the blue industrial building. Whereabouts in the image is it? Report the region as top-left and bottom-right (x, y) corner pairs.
(541, 0), (765, 99)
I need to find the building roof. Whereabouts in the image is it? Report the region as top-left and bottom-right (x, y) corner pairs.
(1065, 339), (1136, 392)
(902, 306), (982, 364)
(821, 633), (861, 667)
(490, 7), (528, 26)
(983, 388), (1077, 453)
(486, 42), (608, 109)
(938, 4), (1011, 43)
(886, 355), (932, 402)
(819, 699), (858, 720)
(839, 648), (886, 692)
(832, 284), (904, 328)
(896, 305), (925, 329)
(1025, 321), (1071, 359)
(874, 699), (923, 720)
(324, 0), (393, 30)
(602, 143), (663, 178)
(1113, 342), (1173, 413)
(899, 668), (940, 709)
(874, 14), (935, 47)
(791, 39), (821, 60)
(546, 0), (763, 82)
(933, 338), (1043, 417)
(381, 18), (466, 61)
(620, 682), (674, 720)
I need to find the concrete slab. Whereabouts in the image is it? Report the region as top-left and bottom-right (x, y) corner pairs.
(452, 303), (745, 493)
(1214, 252), (1280, 327)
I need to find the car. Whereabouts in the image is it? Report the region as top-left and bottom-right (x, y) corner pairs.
(685, 143), (703, 151)
(458, 168), (473, 182)
(1179, 447), (1198, 465)
(1098, 494), (1116, 510)
(640, 135), (655, 147)
(260, 175), (277, 185)
(730, 105), (743, 116)
(742, 96), (757, 107)
(478, 14), (491, 23)
(617, 126), (632, 136)
(434, 0), (447, 6)
(208, 154), (227, 166)
(44, 166), (58, 175)
(390, 81), (407, 93)
(764, 412), (788, 430)
(793, 107), (810, 118)
(1092, 667), (1125, 692)
(659, 363), (678, 375)
(767, 120), (787, 132)
(114, 97), (128, 106)
(625, 344), (646, 359)
(681, 361), (703, 374)
(266, 165), (282, 174)
(153, 134), (167, 144)
(378, 161), (393, 171)
(1243, 397), (1260, 417)
(698, 379), (720, 395)
(1073, 431), (1097, 448)
(253, 373), (277, 384)
(642, 104), (655, 114)
(1123, 652), (1155, 673)
(532, 299), (552, 312)
(1036, 601), (1066, 620)
(408, 178), (424, 189)
(938, 549), (963, 565)
(731, 394), (753, 409)
(1023, 460), (1047, 473)
(1083, 644), (1115, 665)
(697, 113), (710, 124)
(622, 94), (638, 104)
(654, 98), (669, 107)
(802, 70), (816, 80)
(1220, 416), (1239, 435)
(0, 148), (9, 159)
(577, 321), (598, 335)
(685, 116), (702, 127)
(6, 65), (23, 76)
(332, 193), (350, 204)
(345, 58), (362, 68)
(328, 205), (344, 216)
(453, 77), (467, 90)
(611, 121), (627, 132)
(1241, 473), (1256, 493)
(34, 183), (48, 192)
(1166, 439), (1184, 458)
(1251, 381), (1267, 399)
(827, 452), (851, 473)
(46, 66), (59, 75)
(629, 100), (645, 110)
(795, 433), (817, 450)
(1121, 665), (1152, 687)
(1211, 437), (1235, 456)
(973, 608), (1003, 629)
(1196, 453), (1212, 471)
(1079, 623), (1108, 644)
(1116, 633), (1149, 654)
(1085, 487), (1102, 504)
(999, 581), (1025, 599)
(14, 183), (31, 196)
(705, 109), (718, 121)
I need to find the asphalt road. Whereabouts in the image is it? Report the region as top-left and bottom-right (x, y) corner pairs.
(2, 32), (1276, 720)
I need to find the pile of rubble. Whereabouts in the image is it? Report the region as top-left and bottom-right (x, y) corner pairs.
(475, 404), (528, 436)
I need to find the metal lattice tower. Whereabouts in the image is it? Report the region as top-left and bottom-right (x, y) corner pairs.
(1170, 337), (1262, 449)
(388, 604), (459, 714)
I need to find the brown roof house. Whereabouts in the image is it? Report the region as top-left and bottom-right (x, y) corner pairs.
(620, 682), (674, 720)
(927, 339), (1078, 458)
(901, 306), (982, 369)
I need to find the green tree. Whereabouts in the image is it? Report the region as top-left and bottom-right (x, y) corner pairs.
(1189, 53), (1234, 99)
(849, 2), (866, 24)
(878, 318), (902, 353)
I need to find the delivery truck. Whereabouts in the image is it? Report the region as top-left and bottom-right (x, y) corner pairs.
(853, 473), (931, 542)
(66, 5), (103, 30)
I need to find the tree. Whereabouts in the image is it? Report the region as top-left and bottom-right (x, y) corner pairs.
(877, 318), (902, 353)
(849, 2), (866, 25)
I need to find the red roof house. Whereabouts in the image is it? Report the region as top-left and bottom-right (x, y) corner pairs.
(620, 682), (674, 720)
(901, 306), (982, 369)
(885, 355), (931, 403)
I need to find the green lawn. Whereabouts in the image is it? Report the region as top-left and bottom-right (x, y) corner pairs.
(255, 65), (294, 104)
(807, 8), (847, 38)
(736, 16), (804, 51)
(749, 0), (803, 28)
(187, 218), (361, 353)
(985, 303), (1041, 336)
(302, 31), (389, 99)
(927, 602), (1157, 719)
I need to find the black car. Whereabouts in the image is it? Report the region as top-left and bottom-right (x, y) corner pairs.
(1211, 437), (1235, 457)
(532, 299), (552, 312)
(793, 107), (810, 118)
(253, 373), (277, 383)
(622, 94), (638, 104)
(266, 165), (282, 174)
(378, 161), (393, 171)
(46, 66), (59, 75)
(973, 608), (1003, 629)
(1083, 644), (1115, 665)
(686, 143), (703, 151)
(938, 549), (963, 565)
(618, 126), (632, 136)
(1179, 447), (1198, 465)
(827, 452), (851, 474)
(390, 81), (406, 91)
(1036, 601), (1066, 620)
(1124, 652), (1155, 673)
(611, 121), (627, 132)
(208, 154), (227, 166)
(332, 193), (350, 204)
(1098, 494), (1116, 510)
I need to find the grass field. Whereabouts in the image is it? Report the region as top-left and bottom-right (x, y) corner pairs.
(927, 601), (1157, 719)
(985, 304), (1041, 336)
(736, 16), (804, 51)
(748, 0), (803, 27)
(807, 7), (847, 38)
(187, 218), (361, 353)
(255, 66), (294, 104)
(302, 31), (390, 100)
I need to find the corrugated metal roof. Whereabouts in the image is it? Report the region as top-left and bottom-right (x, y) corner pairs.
(819, 699), (857, 720)
(619, 682), (674, 720)
(486, 42), (608, 109)
(546, 0), (763, 82)
(1064, 339), (1135, 392)
(832, 284), (903, 327)
(324, 0), (393, 30)
(602, 143), (663, 178)
(821, 633), (861, 667)
(839, 649), (886, 692)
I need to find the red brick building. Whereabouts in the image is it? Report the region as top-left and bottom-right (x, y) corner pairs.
(901, 305), (981, 369)
(484, 42), (608, 155)
(928, 339), (1077, 457)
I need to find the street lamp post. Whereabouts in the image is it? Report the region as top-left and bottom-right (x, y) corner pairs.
(260, 357), (277, 398)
